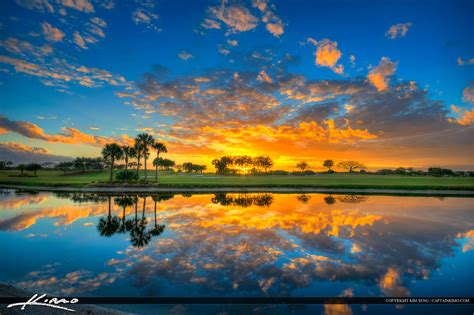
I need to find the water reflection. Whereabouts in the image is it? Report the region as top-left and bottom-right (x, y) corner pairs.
(0, 189), (473, 311)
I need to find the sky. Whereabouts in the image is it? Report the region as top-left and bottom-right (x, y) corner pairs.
(0, 0), (473, 170)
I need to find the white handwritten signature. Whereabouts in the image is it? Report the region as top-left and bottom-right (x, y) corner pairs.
(7, 293), (78, 312)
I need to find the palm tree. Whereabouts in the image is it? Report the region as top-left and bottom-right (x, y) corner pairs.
(136, 133), (155, 182)
(102, 143), (124, 182)
(134, 141), (143, 179)
(97, 196), (120, 237)
(152, 142), (167, 183)
(122, 146), (136, 172)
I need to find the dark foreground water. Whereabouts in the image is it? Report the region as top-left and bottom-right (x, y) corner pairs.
(0, 189), (473, 314)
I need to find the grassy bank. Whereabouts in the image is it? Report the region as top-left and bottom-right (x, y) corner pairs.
(1, 170), (474, 190)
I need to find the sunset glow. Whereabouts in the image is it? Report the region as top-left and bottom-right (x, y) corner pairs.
(0, 0), (473, 170)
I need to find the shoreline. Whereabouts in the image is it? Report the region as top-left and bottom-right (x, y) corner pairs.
(2, 184), (474, 196)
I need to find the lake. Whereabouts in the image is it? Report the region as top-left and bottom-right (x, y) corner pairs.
(0, 189), (473, 314)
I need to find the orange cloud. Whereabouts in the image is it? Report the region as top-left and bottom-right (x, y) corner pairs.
(367, 57), (397, 91)
(379, 268), (410, 297)
(308, 38), (344, 74)
(0, 141), (50, 154)
(0, 116), (133, 147)
(451, 105), (474, 126)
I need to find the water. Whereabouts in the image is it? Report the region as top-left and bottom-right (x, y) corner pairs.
(0, 189), (473, 314)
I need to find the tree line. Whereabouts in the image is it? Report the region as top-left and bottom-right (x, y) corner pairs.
(212, 155), (274, 174)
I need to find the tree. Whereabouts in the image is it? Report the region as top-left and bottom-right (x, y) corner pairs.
(0, 160), (12, 170)
(254, 156), (274, 173)
(234, 155), (253, 174)
(134, 141), (143, 179)
(57, 162), (74, 174)
(296, 161), (309, 172)
(153, 157), (175, 171)
(152, 142), (167, 183)
(337, 161), (367, 173)
(136, 133), (155, 182)
(97, 196), (121, 237)
(26, 163), (42, 175)
(18, 164), (27, 175)
(122, 146), (136, 172)
(323, 160), (334, 172)
(102, 143), (124, 182)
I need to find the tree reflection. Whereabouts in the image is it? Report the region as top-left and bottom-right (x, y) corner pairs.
(97, 194), (165, 248)
(296, 194), (311, 204)
(97, 196), (120, 237)
(211, 193), (273, 207)
(323, 195), (368, 205)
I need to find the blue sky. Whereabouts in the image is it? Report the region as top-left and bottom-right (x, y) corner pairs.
(0, 0), (473, 169)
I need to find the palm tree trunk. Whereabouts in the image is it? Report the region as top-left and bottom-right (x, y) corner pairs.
(136, 154), (141, 179)
(144, 156), (148, 182)
(155, 153), (160, 183)
(142, 196), (147, 219)
(125, 156), (128, 172)
(109, 158), (114, 182)
(108, 196), (112, 218)
(154, 199), (157, 227)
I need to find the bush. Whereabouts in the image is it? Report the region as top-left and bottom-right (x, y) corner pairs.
(303, 170), (316, 175)
(115, 170), (138, 182)
(327, 169), (336, 174)
(270, 170), (289, 175)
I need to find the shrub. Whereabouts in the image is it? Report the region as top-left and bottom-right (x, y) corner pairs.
(270, 170), (289, 175)
(115, 170), (138, 182)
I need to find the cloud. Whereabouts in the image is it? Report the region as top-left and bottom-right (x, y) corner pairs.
(451, 105), (474, 126)
(463, 81), (474, 104)
(208, 0), (258, 34)
(0, 115), (132, 147)
(367, 57), (397, 91)
(57, 0), (94, 13)
(15, 0), (54, 13)
(260, 8), (284, 37)
(41, 22), (65, 42)
(0, 142), (72, 164)
(256, 69), (272, 83)
(349, 55), (356, 67)
(378, 268), (410, 296)
(178, 51), (193, 60)
(227, 39), (238, 46)
(0, 37), (53, 58)
(73, 31), (87, 49)
(0, 55), (127, 89)
(385, 22), (412, 39)
(457, 57), (474, 66)
(308, 38), (344, 74)
(201, 18), (221, 29)
(132, 8), (160, 32)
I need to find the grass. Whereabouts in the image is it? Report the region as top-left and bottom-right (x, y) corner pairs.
(0, 170), (473, 190)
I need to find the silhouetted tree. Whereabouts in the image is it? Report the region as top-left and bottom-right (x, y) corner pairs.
(136, 133), (155, 182)
(323, 160), (334, 172)
(296, 161), (309, 172)
(26, 163), (42, 175)
(122, 146), (136, 172)
(102, 143), (124, 182)
(152, 142), (167, 183)
(17, 164), (27, 175)
(337, 161), (367, 173)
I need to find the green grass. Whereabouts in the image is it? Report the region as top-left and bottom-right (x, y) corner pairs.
(0, 170), (473, 190)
